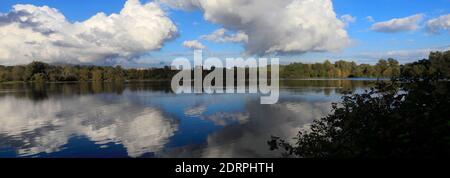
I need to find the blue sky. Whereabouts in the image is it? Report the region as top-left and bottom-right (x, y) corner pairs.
(0, 0), (449, 66)
(332, 0), (449, 59)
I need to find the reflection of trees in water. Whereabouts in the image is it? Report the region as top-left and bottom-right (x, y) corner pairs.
(281, 80), (377, 96)
(126, 81), (174, 93)
(0, 82), (173, 101)
(0, 80), (376, 101)
(282, 80), (376, 89)
(28, 83), (48, 101)
(0, 83), (49, 101)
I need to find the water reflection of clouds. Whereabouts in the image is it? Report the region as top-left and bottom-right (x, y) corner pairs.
(159, 99), (334, 158)
(115, 89), (337, 158)
(0, 95), (178, 157)
(200, 112), (250, 126)
(184, 105), (207, 117)
(200, 100), (333, 158)
(0, 80), (362, 158)
(184, 104), (250, 126)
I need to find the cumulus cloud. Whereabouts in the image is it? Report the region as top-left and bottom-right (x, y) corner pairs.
(426, 14), (450, 34)
(182, 40), (206, 50)
(0, 0), (177, 65)
(340, 14), (356, 25)
(370, 14), (423, 33)
(201, 28), (248, 43)
(160, 0), (350, 56)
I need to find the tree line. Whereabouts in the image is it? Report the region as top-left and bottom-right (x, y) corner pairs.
(0, 63), (178, 83)
(281, 58), (400, 78)
(1, 51), (449, 83)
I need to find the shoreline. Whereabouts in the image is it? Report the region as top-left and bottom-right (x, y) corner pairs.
(0, 78), (389, 85)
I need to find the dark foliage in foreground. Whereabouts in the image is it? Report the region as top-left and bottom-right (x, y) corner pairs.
(269, 51), (450, 158)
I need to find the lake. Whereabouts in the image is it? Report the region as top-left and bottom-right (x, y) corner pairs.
(0, 79), (377, 158)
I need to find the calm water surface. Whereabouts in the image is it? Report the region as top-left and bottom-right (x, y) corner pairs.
(0, 80), (376, 158)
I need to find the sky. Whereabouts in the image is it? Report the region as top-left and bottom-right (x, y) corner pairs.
(0, 0), (449, 67)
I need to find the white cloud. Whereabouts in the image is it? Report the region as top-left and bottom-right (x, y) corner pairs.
(426, 14), (450, 34)
(160, 0), (350, 56)
(340, 14), (356, 25)
(366, 16), (375, 22)
(0, 0), (177, 65)
(356, 46), (450, 63)
(182, 40), (206, 50)
(201, 28), (248, 43)
(370, 14), (423, 33)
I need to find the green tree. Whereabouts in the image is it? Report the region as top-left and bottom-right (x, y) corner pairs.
(113, 65), (125, 82)
(91, 69), (104, 81)
(24, 61), (48, 81)
(12, 66), (25, 81)
(32, 73), (47, 83)
(388, 58), (400, 77)
(323, 60), (335, 78)
(0, 67), (7, 82)
(47, 68), (61, 82)
(127, 69), (139, 80)
(103, 68), (115, 81)
(375, 59), (389, 77)
(78, 68), (90, 81)
(62, 66), (78, 81)
(429, 50), (450, 78)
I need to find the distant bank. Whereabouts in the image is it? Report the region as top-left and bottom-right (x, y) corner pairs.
(1, 50), (448, 83)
